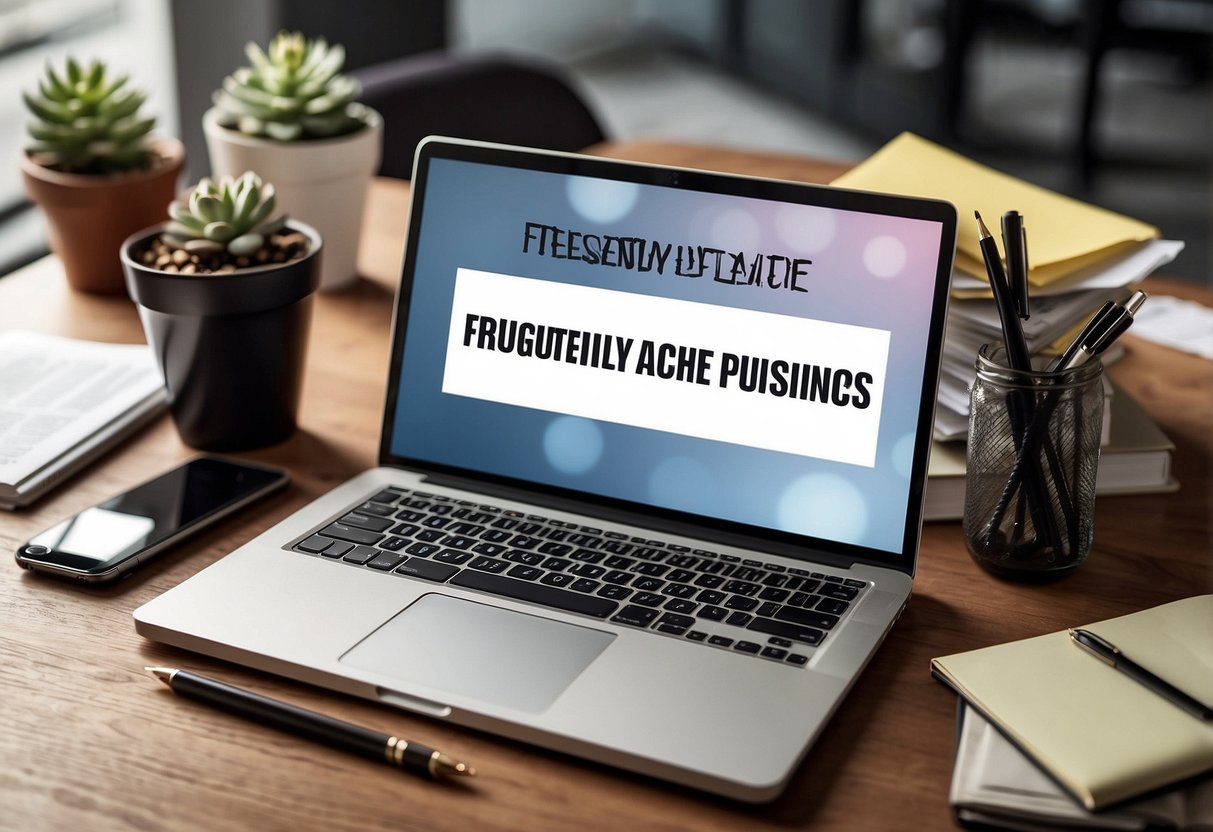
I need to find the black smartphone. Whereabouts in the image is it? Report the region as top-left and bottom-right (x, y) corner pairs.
(15, 456), (289, 583)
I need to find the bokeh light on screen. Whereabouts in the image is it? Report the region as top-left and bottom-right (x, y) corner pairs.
(862, 235), (908, 278)
(777, 473), (870, 542)
(566, 177), (640, 224)
(708, 208), (761, 251)
(542, 416), (604, 475)
(648, 456), (720, 515)
(774, 204), (838, 254)
(891, 432), (916, 479)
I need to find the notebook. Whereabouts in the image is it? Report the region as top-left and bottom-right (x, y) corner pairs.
(134, 138), (956, 801)
(932, 596), (1213, 811)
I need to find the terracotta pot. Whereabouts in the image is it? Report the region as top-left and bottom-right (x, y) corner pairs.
(21, 136), (185, 295)
(121, 221), (322, 451)
(203, 107), (382, 292)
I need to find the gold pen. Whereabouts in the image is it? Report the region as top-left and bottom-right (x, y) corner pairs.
(147, 667), (476, 779)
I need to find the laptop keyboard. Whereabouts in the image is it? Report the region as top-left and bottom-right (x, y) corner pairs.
(291, 486), (868, 669)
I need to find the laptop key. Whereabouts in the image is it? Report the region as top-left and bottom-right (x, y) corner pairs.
(569, 578), (600, 593)
(433, 549), (472, 565)
(611, 605), (659, 628)
(631, 592), (664, 607)
(338, 513), (394, 533)
(786, 654), (809, 666)
(506, 564), (543, 581)
(296, 534), (332, 554)
(504, 550), (543, 566)
(814, 598), (849, 616)
(774, 606), (840, 630)
(734, 641), (761, 654)
(818, 584), (859, 601)
(469, 556), (509, 574)
(708, 635), (734, 648)
(321, 541), (353, 559)
(696, 605), (727, 621)
(356, 501), (396, 517)
(405, 542), (439, 558)
(322, 523), (384, 546)
(368, 489), (402, 505)
(395, 559), (459, 582)
(451, 570), (618, 618)
(663, 598), (697, 614)
(596, 584), (632, 601)
(367, 552), (406, 571)
(379, 536), (408, 552)
(746, 617), (824, 646)
(540, 572), (574, 588)
(342, 546), (380, 565)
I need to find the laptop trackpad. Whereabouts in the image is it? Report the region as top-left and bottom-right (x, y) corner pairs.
(339, 593), (616, 714)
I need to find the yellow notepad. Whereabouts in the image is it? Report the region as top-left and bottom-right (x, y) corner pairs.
(832, 133), (1159, 286)
(931, 596), (1213, 811)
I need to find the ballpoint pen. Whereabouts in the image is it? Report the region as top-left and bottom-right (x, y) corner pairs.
(1049, 300), (1117, 372)
(1055, 290), (1149, 371)
(1069, 629), (1213, 721)
(147, 667), (476, 780)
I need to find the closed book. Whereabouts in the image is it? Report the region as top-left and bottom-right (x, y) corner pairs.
(932, 596), (1213, 811)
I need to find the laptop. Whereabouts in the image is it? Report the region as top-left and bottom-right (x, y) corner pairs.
(134, 137), (956, 802)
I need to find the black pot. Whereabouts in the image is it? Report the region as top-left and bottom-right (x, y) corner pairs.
(121, 221), (322, 451)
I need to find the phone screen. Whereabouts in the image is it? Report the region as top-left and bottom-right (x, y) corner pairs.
(22, 457), (286, 575)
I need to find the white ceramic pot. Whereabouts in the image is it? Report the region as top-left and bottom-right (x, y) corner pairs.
(202, 107), (383, 292)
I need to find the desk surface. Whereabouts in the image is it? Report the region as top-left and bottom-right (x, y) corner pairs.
(2, 141), (1210, 832)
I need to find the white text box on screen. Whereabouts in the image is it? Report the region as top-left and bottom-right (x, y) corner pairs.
(443, 268), (890, 467)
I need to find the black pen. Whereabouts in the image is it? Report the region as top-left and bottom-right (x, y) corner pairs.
(1056, 290), (1148, 371)
(976, 211), (1032, 371)
(1001, 210), (1029, 320)
(147, 667), (476, 780)
(1068, 630), (1213, 721)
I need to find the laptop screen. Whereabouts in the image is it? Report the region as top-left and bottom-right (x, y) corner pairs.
(383, 139), (954, 568)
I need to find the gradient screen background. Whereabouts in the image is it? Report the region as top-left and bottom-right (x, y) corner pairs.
(389, 149), (951, 559)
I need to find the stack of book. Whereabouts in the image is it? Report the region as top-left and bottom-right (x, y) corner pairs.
(833, 134), (1182, 514)
(932, 596), (1213, 831)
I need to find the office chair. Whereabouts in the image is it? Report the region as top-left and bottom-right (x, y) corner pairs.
(353, 52), (607, 180)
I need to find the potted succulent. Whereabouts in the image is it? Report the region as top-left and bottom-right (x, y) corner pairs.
(20, 57), (184, 294)
(203, 31), (382, 292)
(121, 172), (322, 451)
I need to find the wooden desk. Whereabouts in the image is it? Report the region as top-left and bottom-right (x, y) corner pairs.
(2, 142), (1210, 832)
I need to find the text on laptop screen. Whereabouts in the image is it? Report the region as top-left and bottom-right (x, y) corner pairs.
(389, 154), (947, 558)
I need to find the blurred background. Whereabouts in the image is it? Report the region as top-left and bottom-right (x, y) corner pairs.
(2, 0), (1209, 284)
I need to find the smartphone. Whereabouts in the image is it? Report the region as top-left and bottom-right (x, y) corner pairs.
(15, 456), (289, 584)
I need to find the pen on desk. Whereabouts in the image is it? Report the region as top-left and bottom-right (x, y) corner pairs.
(1001, 210), (1029, 320)
(1053, 290), (1148, 371)
(146, 668), (476, 780)
(1068, 630), (1213, 721)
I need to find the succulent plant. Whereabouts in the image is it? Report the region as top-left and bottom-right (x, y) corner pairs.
(211, 31), (369, 141)
(23, 57), (155, 174)
(163, 172), (286, 257)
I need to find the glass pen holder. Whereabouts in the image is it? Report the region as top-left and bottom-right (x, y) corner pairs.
(963, 345), (1104, 581)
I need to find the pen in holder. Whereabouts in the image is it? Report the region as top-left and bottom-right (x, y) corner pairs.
(963, 345), (1104, 581)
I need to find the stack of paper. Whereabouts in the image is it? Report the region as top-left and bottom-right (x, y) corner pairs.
(832, 133), (1183, 441)
(0, 331), (166, 509)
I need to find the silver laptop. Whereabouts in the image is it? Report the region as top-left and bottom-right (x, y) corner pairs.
(135, 137), (956, 802)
